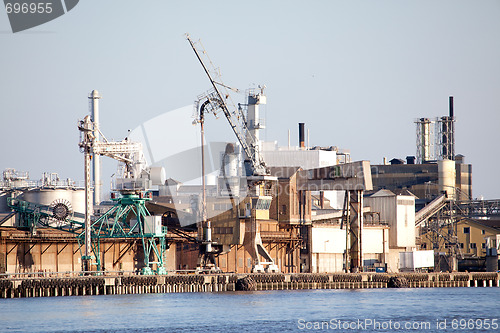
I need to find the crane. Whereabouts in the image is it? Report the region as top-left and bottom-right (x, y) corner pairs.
(187, 35), (280, 273)
(186, 34), (269, 177)
(78, 97), (167, 275)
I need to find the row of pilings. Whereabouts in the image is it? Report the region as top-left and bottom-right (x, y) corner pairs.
(1, 272), (499, 298)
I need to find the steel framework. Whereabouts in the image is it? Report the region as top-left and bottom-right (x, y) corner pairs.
(341, 190), (364, 273)
(78, 102), (167, 275)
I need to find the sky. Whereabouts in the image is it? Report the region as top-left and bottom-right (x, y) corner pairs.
(0, 0), (499, 199)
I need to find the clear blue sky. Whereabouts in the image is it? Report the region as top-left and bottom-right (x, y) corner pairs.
(1, 0), (499, 199)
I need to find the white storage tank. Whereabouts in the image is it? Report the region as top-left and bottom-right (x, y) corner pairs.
(438, 159), (456, 200)
(20, 188), (89, 223)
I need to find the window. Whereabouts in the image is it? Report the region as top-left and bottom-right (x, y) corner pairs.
(463, 227), (470, 234)
(213, 227), (233, 235)
(397, 199), (414, 206)
(470, 243), (477, 249)
(281, 205), (287, 214)
(460, 243), (464, 249)
(481, 230), (486, 235)
(255, 198), (272, 210)
(482, 243), (486, 249)
(214, 203), (232, 211)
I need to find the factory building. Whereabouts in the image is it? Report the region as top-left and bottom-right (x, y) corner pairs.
(364, 189), (417, 271)
(372, 97), (472, 203)
(371, 157), (472, 202)
(307, 222), (389, 273)
(304, 188), (420, 273)
(3, 82), (496, 276)
(419, 218), (500, 259)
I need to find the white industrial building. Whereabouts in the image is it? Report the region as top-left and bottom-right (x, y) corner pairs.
(308, 189), (420, 273)
(261, 142), (338, 171)
(309, 223), (389, 273)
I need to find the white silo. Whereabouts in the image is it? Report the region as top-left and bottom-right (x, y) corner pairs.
(438, 159), (456, 200)
(221, 143), (240, 197)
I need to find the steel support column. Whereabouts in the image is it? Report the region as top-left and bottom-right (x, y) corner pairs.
(342, 190), (363, 273)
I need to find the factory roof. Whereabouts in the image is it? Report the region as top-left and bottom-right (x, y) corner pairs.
(268, 166), (302, 179)
(465, 218), (500, 231)
(366, 189), (417, 198)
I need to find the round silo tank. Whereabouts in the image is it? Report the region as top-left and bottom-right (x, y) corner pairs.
(71, 189), (88, 217)
(21, 188), (73, 207)
(227, 154), (238, 177)
(438, 159), (456, 200)
(149, 167), (166, 186)
(206, 174), (217, 186)
(20, 188), (91, 222)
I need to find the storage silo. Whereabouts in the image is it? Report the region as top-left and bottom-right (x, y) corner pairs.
(20, 188), (89, 223)
(220, 143), (240, 197)
(438, 159), (456, 200)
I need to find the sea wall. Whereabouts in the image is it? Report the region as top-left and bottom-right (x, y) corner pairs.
(1, 272), (499, 298)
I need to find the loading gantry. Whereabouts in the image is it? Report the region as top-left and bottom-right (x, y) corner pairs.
(78, 96), (167, 275)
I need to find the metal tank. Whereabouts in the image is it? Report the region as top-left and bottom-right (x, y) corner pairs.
(220, 143), (240, 197)
(438, 159), (456, 200)
(70, 189), (88, 219)
(20, 188), (89, 223)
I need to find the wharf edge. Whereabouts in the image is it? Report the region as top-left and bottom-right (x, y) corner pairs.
(1, 272), (499, 298)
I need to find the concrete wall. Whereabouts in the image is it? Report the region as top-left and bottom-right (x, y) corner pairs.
(311, 253), (344, 273)
(396, 197), (416, 248)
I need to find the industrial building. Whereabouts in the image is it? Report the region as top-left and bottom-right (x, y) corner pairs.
(1, 37), (499, 278)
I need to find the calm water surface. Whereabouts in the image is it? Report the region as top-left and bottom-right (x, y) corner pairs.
(1, 288), (499, 332)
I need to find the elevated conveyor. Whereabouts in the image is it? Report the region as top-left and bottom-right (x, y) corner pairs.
(415, 194), (447, 227)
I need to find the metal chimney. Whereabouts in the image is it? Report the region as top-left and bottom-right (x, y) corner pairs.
(89, 90), (101, 206)
(449, 96), (454, 118)
(299, 123), (305, 150)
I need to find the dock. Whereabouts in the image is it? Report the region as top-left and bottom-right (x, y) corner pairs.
(1, 272), (498, 299)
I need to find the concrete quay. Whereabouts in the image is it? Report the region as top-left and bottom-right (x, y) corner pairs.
(1, 272), (498, 299)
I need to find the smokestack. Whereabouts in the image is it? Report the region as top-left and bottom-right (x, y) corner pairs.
(89, 90), (101, 205)
(449, 96), (454, 118)
(299, 123), (305, 150)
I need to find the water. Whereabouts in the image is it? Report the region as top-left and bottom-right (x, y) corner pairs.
(1, 288), (499, 332)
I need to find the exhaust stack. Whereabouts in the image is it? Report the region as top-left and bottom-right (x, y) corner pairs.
(89, 90), (101, 206)
(299, 123), (305, 150)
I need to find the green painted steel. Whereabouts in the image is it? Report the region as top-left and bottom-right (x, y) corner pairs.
(7, 193), (167, 275)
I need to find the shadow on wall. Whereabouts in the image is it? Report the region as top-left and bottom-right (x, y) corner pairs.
(17, 244), (34, 271)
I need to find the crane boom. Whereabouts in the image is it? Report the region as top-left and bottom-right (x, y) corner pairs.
(186, 34), (268, 176)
